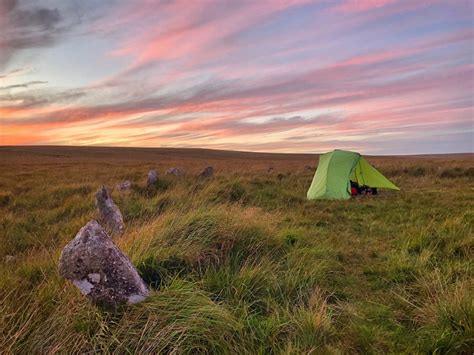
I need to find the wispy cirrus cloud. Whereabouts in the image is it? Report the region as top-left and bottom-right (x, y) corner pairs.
(0, 80), (47, 91)
(335, 0), (398, 13)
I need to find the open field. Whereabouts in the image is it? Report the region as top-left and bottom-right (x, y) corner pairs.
(0, 146), (473, 354)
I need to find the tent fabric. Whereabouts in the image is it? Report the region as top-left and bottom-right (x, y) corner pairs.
(307, 150), (399, 200)
(350, 157), (400, 190)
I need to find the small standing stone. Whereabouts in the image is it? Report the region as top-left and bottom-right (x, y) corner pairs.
(267, 167), (274, 173)
(166, 168), (183, 176)
(95, 186), (125, 235)
(147, 170), (158, 186)
(304, 165), (313, 172)
(116, 180), (132, 191)
(198, 166), (214, 178)
(58, 220), (149, 307)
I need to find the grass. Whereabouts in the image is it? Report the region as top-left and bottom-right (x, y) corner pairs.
(0, 146), (473, 354)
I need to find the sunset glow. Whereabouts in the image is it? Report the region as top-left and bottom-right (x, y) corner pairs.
(1, 0), (473, 154)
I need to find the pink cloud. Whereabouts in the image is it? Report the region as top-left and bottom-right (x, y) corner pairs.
(100, 0), (312, 80)
(336, 0), (398, 13)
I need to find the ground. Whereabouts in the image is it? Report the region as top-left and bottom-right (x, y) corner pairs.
(0, 146), (472, 354)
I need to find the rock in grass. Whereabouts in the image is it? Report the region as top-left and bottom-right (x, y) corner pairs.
(116, 180), (132, 191)
(198, 166), (214, 178)
(58, 220), (149, 307)
(304, 165), (313, 172)
(267, 167), (274, 173)
(166, 167), (183, 176)
(147, 169), (158, 186)
(95, 186), (125, 235)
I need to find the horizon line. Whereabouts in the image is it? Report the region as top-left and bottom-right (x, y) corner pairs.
(1, 144), (472, 157)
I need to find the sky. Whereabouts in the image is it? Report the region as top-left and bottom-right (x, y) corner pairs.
(0, 0), (473, 154)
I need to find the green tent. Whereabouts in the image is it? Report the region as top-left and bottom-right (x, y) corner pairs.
(307, 150), (399, 200)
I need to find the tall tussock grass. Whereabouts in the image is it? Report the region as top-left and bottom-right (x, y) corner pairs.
(0, 148), (472, 353)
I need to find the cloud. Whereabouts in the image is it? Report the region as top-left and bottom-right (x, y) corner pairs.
(176, 113), (344, 137)
(96, 0), (312, 83)
(0, 0), (63, 67)
(2, 50), (471, 130)
(0, 66), (33, 79)
(10, 4), (60, 30)
(0, 0), (100, 68)
(0, 80), (47, 91)
(335, 0), (398, 13)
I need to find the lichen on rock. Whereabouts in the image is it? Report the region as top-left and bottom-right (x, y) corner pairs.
(58, 220), (149, 308)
